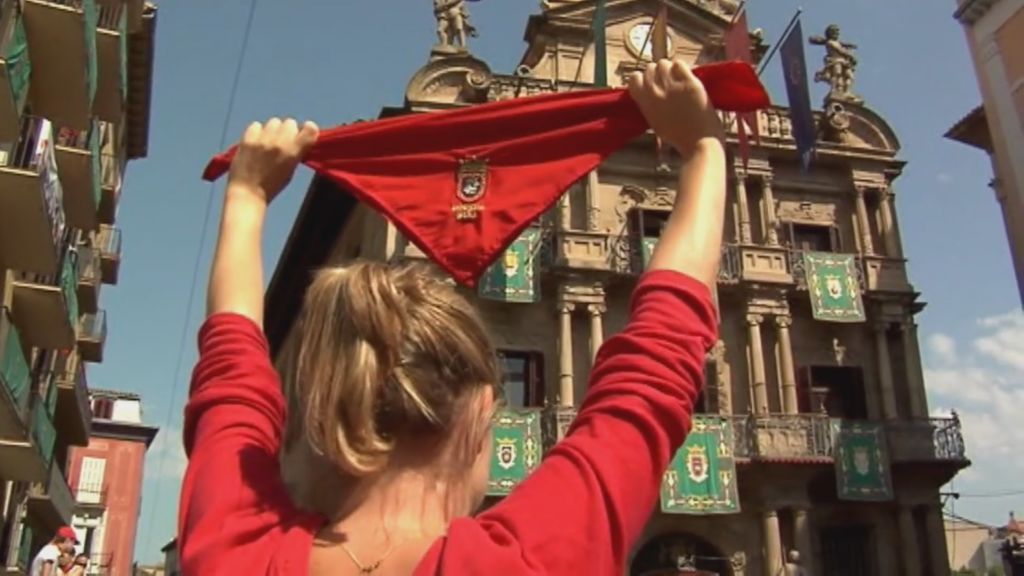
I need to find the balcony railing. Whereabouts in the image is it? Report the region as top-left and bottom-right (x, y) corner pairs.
(1, 308), (32, 425)
(31, 397), (57, 467)
(78, 310), (106, 363)
(886, 416), (968, 462)
(52, 349), (91, 445)
(0, 10), (31, 142)
(29, 460), (75, 527)
(543, 410), (965, 466)
(96, 0), (127, 120)
(76, 246), (102, 312)
(17, 524), (32, 572)
(61, 250), (81, 329)
(96, 224), (121, 284)
(98, 152), (121, 224)
(74, 486), (108, 506)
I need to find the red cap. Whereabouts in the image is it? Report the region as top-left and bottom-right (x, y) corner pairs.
(56, 526), (78, 543)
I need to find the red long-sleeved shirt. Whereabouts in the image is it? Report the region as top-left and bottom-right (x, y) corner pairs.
(178, 269), (717, 575)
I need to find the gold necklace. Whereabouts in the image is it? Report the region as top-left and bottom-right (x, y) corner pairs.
(340, 540), (399, 574)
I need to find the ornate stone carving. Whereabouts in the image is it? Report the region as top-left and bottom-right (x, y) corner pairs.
(746, 313), (764, 326)
(646, 186), (676, 208)
(434, 0), (477, 50)
(777, 200), (836, 224)
(775, 315), (793, 329)
(809, 24), (863, 104)
(730, 551), (747, 570)
(823, 100), (853, 144)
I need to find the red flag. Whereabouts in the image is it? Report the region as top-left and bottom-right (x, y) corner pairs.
(723, 8), (759, 169)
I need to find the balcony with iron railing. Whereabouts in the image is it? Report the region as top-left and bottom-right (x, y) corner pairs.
(98, 152), (121, 225)
(0, 115), (66, 276)
(78, 310), (106, 363)
(55, 120), (102, 231)
(53, 350), (91, 446)
(22, 0), (98, 131)
(95, 224), (121, 284)
(76, 246), (102, 313)
(11, 251), (80, 351)
(74, 486), (108, 508)
(95, 0), (126, 122)
(539, 407), (965, 467)
(0, 7), (31, 142)
(0, 307), (32, 436)
(27, 459), (75, 530)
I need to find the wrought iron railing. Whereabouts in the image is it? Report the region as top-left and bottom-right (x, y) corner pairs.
(79, 310), (106, 344)
(886, 416), (967, 462)
(78, 245), (102, 287)
(718, 244), (741, 284)
(60, 250), (81, 329)
(2, 11), (31, 117)
(31, 396), (57, 466)
(75, 487), (108, 506)
(17, 524), (32, 571)
(56, 120), (102, 206)
(100, 152), (121, 190)
(0, 307), (32, 422)
(97, 225), (121, 260)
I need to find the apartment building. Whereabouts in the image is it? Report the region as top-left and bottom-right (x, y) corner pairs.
(0, 0), (156, 573)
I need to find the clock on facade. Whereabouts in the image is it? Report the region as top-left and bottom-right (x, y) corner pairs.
(627, 22), (673, 60)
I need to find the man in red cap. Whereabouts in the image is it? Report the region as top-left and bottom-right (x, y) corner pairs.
(29, 526), (77, 576)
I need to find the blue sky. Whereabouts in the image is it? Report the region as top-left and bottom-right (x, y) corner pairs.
(95, 0), (1022, 564)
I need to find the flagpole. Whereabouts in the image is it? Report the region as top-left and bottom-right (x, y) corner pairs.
(727, 0), (747, 27)
(757, 7), (802, 77)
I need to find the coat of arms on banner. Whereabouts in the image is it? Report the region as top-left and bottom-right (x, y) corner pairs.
(832, 420), (893, 501)
(496, 437), (517, 471)
(686, 445), (709, 483)
(453, 157), (488, 221)
(803, 252), (866, 323)
(660, 416), (740, 515)
(487, 409), (541, 496)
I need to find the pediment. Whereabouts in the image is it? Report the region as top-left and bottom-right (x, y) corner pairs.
(405, 53), (493, 106)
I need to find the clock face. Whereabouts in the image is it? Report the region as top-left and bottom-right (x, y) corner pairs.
(628, 23), (672, 59)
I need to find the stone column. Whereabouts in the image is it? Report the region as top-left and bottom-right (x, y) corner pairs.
(877, 187), (901, 257)
(793, 508), (815, 572)
(775, 316), (799, 414)
(924, 503), (952, 576)
(712, 340), (733, 414)
(558, 191), (571, 230)
(900, 319), (929, 418)
(762, 510), (784, 576)
(747, 314), (769, 414)
(873, 321), (898, 419)
(557, 302), (575, 406)
(897, 506), (922, 576)
(854, 186), (876, 256)
(760, 175), (779, 246)
(587, 303), (605, 361)
(586, 170), (600, 231)
(736, 172), (753, 244)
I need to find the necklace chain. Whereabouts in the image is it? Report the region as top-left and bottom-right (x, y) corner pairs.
(340, 540), (398, 575)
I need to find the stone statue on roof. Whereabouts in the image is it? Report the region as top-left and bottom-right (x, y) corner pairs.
(809, 24), (863, 104)
(434, 0), (478, 50)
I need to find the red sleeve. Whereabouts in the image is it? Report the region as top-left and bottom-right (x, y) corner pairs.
(177, 314), (321, 576)
(419, 270), (717, 576)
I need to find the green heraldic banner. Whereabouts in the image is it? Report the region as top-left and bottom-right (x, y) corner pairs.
(487, 409), (542, 496)
(832, 420), (893, 501)
(660, 416), (740, 515)
(479, 228), (541, 303)
(803, 252), (866, 323)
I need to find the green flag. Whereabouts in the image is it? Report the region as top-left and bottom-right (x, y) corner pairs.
(593, 0), (608, 87)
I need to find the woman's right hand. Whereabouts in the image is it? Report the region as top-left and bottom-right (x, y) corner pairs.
(626, 59), (723, 156)
(227, 117), (319, 206)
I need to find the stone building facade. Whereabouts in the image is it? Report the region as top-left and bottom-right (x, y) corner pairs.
(263, 1), (969, 575)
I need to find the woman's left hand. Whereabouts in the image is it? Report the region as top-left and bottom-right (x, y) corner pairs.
(227, 117), (319, 205)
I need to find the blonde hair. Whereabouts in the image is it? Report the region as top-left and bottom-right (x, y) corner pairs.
(285, 261), (500, 497)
